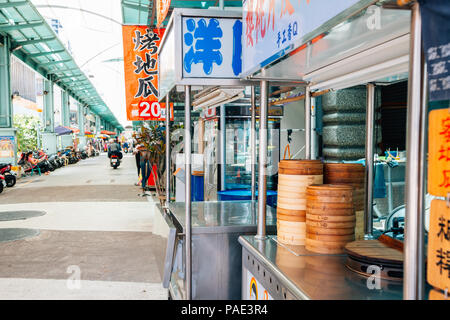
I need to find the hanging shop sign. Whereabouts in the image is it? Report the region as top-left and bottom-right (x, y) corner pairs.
(419, 0), (450, 101)
(242, 0), (362, 77)
(428, 108), (450, 197)
(122, 26), (169, 121)
(158, 9), (246, 100)
(157, 0), (171, 28)
(427, 200), (450, 295)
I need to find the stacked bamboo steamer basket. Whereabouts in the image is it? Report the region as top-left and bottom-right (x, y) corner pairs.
(277, 160), (323, 245)
(305, 184), (355, 254)
(324, 163), (365, 240)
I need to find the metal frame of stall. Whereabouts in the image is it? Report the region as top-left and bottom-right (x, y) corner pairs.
(242, 0), (427, 300)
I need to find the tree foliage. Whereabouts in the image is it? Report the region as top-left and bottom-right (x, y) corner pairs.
(136, 122), (183, 206)
(13, 114), (41, 153)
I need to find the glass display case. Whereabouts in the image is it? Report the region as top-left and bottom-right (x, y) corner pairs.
(201, 105), (281, 201)
(224, 118), (280, 191)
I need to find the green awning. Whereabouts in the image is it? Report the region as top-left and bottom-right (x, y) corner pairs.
(121, 0), (242, 26)
(0, 0), (123, 131)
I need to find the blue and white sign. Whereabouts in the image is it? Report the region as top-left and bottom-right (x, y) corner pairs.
(182, 17), (242, 78)
(419, 0), (450, 101)
(242, 0), (362, 77)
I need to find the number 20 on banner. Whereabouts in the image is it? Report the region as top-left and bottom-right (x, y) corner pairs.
(131, 102), (174, 121)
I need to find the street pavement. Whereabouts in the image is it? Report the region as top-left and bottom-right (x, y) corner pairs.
(0, 153), (167, 299)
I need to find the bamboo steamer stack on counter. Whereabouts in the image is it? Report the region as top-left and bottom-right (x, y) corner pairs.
(277, 160), (323, 245)
(324, 163), (365, 240)
(305, 185), (355, 254)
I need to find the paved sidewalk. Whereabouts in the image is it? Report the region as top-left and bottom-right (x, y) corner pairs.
(0, 154), (166, 300)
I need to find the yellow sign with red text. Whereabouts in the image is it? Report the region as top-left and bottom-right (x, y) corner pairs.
(427, 200), (450, 294)
(428, 109), (450, 197)
(122, 26), (172, 121)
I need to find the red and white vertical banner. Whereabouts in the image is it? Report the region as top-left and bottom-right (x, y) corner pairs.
(122, 25), (173, 121)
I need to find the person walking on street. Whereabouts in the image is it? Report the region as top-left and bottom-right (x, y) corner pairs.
(133, 144), (142, 186)
(139, 149), (152, 193)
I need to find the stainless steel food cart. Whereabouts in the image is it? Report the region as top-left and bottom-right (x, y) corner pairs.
(156, 8), (275, 300)
(154, 201), (276, 299)
(239, 0), (429, 300)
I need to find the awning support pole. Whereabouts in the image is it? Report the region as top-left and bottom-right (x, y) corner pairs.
(364, 83), (375, 239)
(404, 1), (426, 300)
(165, 93), (170, 209)
(184, 85), (192, 300)
(251, 86), (257, 201)
(305, 86), (311, 159)
(256, 80), (268, 240)
(220, 104), (226, 190)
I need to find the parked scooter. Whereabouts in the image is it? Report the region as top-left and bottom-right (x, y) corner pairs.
(0, 175), (6, 193)
(0, 163), (16, 187)
(48, 154), (60, 169)
(34, 150), (54, 172)
(19, 151), (50, 174)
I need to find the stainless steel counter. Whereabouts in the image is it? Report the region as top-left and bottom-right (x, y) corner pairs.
(168, 201), (277, 234)
(158, 201), (277, 300)
(239, 235), (404, 300)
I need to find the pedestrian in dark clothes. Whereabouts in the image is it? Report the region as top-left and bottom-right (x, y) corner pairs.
(133, 144), (142, 186)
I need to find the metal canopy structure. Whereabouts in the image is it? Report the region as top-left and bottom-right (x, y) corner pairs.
(121, 0), (241, 26)
(0, 0), (123, 131)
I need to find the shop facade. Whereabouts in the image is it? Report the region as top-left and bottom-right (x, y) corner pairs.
(154, 0), (448, 300)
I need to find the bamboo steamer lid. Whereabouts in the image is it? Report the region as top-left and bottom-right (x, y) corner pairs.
(306, 232), (355, 242)
(306, 206), (355, 216)
(306, 220), (356, 229)
(324, 163), (365, 211)
(306, 184), (354, 195)
(324, 163), (364, 173)
(307, 202), (354, 210)
(306, 195), (353, 204)
(325, 172), (365, 180)
(306, 226), (355, 236)
(306, 213), (356, 222)
(278, 159), (323, 175)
